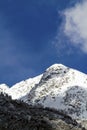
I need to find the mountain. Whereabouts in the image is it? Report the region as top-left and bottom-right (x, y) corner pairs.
(0, 64), (87, 121)
(22, 64), (87, 120)
(8, 74), (42, 99)
(0, 93), (85, 130)
(0, 84), (9, 93)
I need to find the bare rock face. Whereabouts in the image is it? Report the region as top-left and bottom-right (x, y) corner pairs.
(0, 93), (85, 130)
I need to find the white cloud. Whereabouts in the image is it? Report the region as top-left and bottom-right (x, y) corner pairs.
(63, 0), (87, 53)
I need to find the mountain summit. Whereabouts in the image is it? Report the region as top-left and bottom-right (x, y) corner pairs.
(0, 64), (87, 120)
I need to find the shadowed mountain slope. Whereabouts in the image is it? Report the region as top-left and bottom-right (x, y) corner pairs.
(0, 93), (85, 130)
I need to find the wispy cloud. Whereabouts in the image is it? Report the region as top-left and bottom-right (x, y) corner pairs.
(62, 0), (87, 53)
(54, 0), (87, 54)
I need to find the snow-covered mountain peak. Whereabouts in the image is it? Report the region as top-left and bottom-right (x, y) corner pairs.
(40, 64), (69, 83)
(21, 64), (87, 119)
(0, 84), (9, 93)
(0, 84), (8, 88)
(46, 63), (68, 73)
(1, 64), (87, 120)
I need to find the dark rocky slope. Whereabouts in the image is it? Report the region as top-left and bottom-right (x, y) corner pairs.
(0, 93), (85, 130)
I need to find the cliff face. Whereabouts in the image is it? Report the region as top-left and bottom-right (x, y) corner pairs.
(0, 93), (85, 130)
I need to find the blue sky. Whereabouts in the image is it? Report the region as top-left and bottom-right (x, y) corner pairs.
(0, 0), (87, 86)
